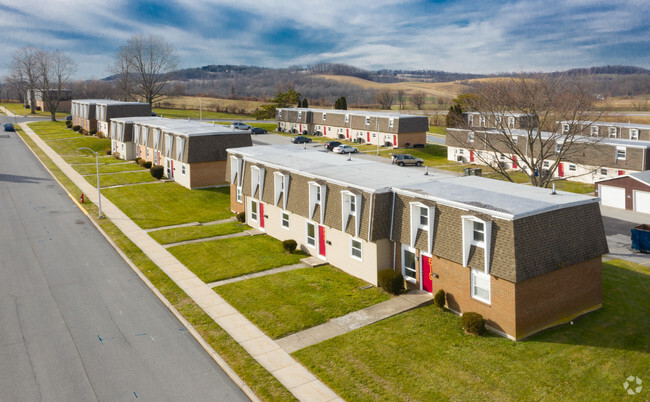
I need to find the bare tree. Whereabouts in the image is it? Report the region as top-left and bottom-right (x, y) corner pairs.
(396, 89), (407, 110)
(9, 46), (41, 114)
(447, 74), (602, 187)
(411, 91), (426, 110)
(113, 34), (180, 105)
(36, 50), (77, 121)
(110, 48), (135, 101)
(376, 90), (394, 110)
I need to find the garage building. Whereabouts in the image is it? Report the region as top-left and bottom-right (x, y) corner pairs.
(595, 171), (650, 214)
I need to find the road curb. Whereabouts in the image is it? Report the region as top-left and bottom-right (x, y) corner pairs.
(15, 124), (260, 402)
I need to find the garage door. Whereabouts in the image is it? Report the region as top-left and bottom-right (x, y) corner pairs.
(633, 190), (650, 214)
(600, 185), (626, 209)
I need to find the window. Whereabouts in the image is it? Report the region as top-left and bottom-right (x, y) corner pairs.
(467, 114), (474, 126)
(471, 268), (491, 304)
(458, 148), (464, 155)
(630, 129), (639, 140)
(350, 238), (362, 261)
(277, 110), (282, 119)
(616, 146), (626, 160)
(608, 127), (617, 138)
(282, 212), (289, 229)
(322, 113), (327, 122)
(562, 123), (570, 133)
(555, 142), (562, 154)
(543, 160), (550, 168)
(306, 222), (316, 248)
(274, 172), (290, 209)
(365, 116), (370, 126)
(345, 114), (349, 124)
(250, 200), (258, 222)
(495, 116), (502, 126)
(250, 165), (265, 198)
(472, 221), (485, 244)
(389, 118), (394, 128)
(508, 117), (515, 128)
(298, 111), (302, 120)
(479, 115), (486, 127)
(511, 135), (518, 145)
(591, 126), (599, 136)
(341, 191), (362, 237)
(569, 164), (577, 172)
(236, 185), (242, 203)
(468, 132), (474, 142)
(600, 168), (608, 176)
(308, 182), (326, 222)
(419, 206), (428, 226)
(402, 246), (416, 281)
(181, 165), (186, 175)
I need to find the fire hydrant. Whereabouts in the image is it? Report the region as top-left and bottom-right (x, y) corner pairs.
(80, 193), (85, 203)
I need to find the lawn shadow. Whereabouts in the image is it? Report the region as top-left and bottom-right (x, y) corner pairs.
(524, 262), (649, 353)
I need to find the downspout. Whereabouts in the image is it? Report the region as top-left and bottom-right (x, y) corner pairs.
(390, 191), (396, 270)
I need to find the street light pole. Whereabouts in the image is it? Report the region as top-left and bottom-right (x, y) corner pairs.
(78, 147), (103, 218)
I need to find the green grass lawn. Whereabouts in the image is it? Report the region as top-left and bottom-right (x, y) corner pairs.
(1, 102), (68, 119)
(153, 108), (251, 120)
(64, 155), (128, 164)
(149, 221), (249, 245)
(293, 259), (650, 400)
(167, 235), (307, 283)
(429, 125), (447, 135)
(90, 171), (158, 187)
(215, 265), (391, 339)
(74, 162), (145, 175)
(101, 183), (232, 229)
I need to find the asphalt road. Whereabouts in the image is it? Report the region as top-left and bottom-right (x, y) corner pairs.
(0, 117), (248, 401)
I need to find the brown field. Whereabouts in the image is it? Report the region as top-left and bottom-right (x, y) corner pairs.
(154, 96), (266, 114)
(315, 74), (470, 99)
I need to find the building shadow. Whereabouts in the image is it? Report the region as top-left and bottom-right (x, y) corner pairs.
(0, 173), (48, 184)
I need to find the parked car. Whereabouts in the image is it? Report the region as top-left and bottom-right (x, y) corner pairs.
(324, 141), (342, 151)
(391, 153), (424, 166)
(230, 122), (252, 130)
(3, 123), (15, 132)
(291, 135), (312, 144)
(333, 144), (358, 154)
(65, 115), (72, 121)
(251, 127), (267, 134)
(151, 111), (157, 116)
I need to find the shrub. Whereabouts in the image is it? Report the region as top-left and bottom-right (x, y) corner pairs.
(80, 129), (88, 135)
(434, 289), (446, 308)
(142, 161), (152, 169)
(137, 158), (145, 166)
(89, 129), (97, 135)
(282, 239), (297, 253)
(134, 157), (142, 165)
(72, 125), (81, 132)
(65, 120), (72, 128)
(462, 312), (486, 336)
(236, 212), (245, 223)
(377, 269), (404, 295)
(150, 165), (164, 179)
(104, 148), (111, 155)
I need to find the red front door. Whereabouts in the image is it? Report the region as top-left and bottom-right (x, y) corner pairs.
(346, 128), (349, 139)
(421, 255), (433, 293)
(393, 135), (397, 146)
(367, 132), (370, 142)
(259, 203), (265, 229)
(299, 124), (302, 134)
(318, 226), (326, 257)
(558, 162), (564, 177)
(512, 155), (518, 169)
(470, 150), (475, 162)
(324, 126), (327, 136)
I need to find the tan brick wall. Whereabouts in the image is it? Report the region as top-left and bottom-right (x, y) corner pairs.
(188, 160), (227, 188)
(230, 183), (245, 213)
(514, 256), (602, 339)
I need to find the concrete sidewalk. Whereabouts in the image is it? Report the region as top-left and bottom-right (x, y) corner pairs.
(19, 123), (341, 402)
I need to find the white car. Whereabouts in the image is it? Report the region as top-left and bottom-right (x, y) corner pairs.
(333, 144), (358, 154)
(230, 122), (252, 130)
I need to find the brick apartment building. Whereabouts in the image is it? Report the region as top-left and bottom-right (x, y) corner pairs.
(28, 89), (73, 113)
(226, 144), (607, 340)
(71, 99), (151, 134)
(276, 108), (428, 148)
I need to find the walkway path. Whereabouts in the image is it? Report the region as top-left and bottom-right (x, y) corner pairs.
(277, 291), (432, 353)
(19, 123), (341, 401)
(162, 228), (264, 248)
(207, 262), (309, 288)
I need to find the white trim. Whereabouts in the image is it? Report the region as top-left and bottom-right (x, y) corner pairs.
(461, 216), (492, 274)
(341, 190), (362, 238)
(409, 202), (435, 253)
(401, 244), (417, 283)
(471, 268), (491, 304)
(273, 172), (290, 210)
(305, 221), (317, 249)
(350, 237), (362, 261)
(250, 199), (259, 222)
(281, 211), (290, 230)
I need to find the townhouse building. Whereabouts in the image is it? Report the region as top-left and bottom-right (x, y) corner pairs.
(276, 108), (428, 148)
(29, 89), (72, 112)
(110, 116), (251, 189)
(226, 144), (607, 340)
(71, 99), (151, 134)
(446, 113), (650, 183)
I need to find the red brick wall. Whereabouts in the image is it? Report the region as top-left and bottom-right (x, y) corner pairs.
(596, 177), (650, 210)
(514, 256), (602, 339)
(230, 183), (245, 214)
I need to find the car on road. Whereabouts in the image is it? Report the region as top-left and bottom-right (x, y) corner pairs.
(65, 115), (72, 121)
(333, 144), (358, 154)
(230, 122), (252, 130)
(251, 127), (267, 134)
(324, 141), (342, 151)
(391, 153), (424, 166)
(291, 135), (312, 144)
(4, 123), (15, 132)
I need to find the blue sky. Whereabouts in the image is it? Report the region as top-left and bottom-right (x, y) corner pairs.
(1, 0), (648, 79)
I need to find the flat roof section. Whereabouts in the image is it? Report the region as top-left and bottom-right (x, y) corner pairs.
(277, 108), (427, 120)
(110, 116), (246, 137)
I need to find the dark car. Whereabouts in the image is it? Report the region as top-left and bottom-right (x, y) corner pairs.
(65, 115), (72, 121)
(391, 153), (424, 166)
(291, 135), (312, 144)
(3, 123), (15, 132)
(151, 111), (157, 116)
(251, 127), (267, 134)
(324, 141), (342, 151)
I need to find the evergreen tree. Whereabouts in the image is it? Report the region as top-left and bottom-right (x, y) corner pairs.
(339, 96), (347, 110)
(302, 98), (308, 108)
(446, 103), (463, 127)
